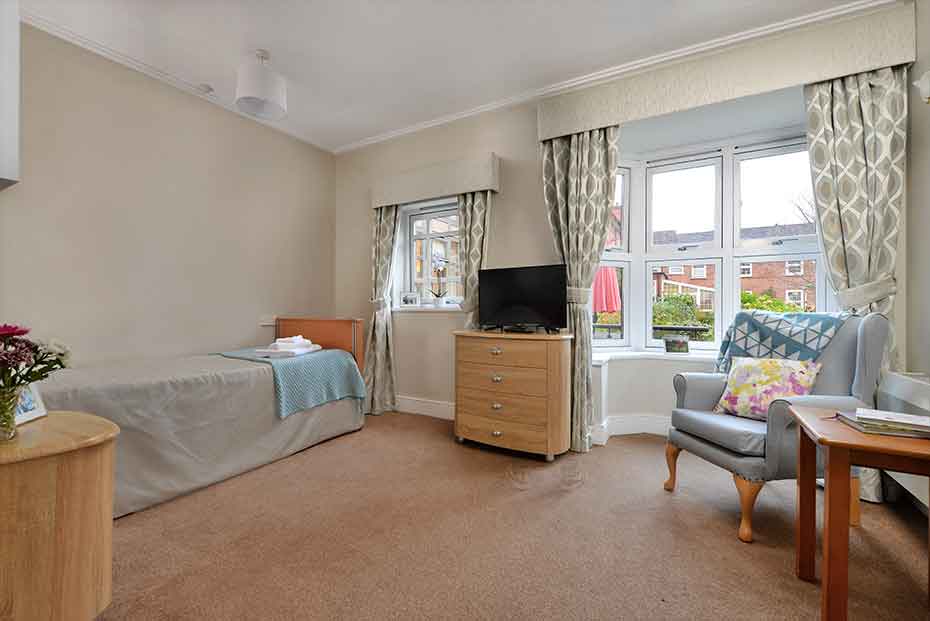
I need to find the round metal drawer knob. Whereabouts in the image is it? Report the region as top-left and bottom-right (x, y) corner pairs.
(491, 403), (503, 410)
(490, 347), (503, 355)
(491, 375), (503, 383)
(491, 430), (503, 437)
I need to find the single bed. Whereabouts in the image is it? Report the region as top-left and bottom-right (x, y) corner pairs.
(39, 318), (366, 517)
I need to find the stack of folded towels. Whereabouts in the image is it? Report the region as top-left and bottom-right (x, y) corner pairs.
(254, 335), (322, 358)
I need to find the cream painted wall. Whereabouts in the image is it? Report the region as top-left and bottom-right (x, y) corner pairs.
(908, 0), (930, 375)
(0, 26), (336, 363)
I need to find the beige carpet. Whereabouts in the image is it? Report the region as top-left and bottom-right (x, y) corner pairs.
(102, 413), (927, 620)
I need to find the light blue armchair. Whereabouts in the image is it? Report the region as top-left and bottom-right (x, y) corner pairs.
(663, 313), (890, 542)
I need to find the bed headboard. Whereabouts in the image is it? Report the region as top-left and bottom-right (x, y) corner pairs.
(275, 317), (365, 371)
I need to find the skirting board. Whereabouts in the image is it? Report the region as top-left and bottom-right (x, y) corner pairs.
(395, 395), (455, 421)
(592, 413), (671, 445)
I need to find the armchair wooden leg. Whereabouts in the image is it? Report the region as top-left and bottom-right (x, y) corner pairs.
(663, 443), (681, 492)
(734, 475), (764, 543)
(850, 477), (861, 527)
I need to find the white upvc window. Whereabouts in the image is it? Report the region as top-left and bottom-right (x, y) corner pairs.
(398, 199), (463, 308)
(736, 254), (824, 313)
(595, 130), (830, 352)
(646, 259), (722, 350)
(734, 142), (818, 250)
(646, 155), (722, 253)
(591, 260), (630, 347)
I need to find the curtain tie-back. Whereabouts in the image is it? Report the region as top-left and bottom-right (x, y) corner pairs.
(370, 298), (390, 310)
(460, 297), (477, 313)
(836, 276), (897, 310)
(566, 287), (591, 305)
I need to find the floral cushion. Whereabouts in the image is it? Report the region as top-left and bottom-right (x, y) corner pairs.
(716, 357), (822, 420)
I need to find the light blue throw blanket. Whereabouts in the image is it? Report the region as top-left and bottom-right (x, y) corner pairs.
(220, 349), (366, 419)
(716, 310), (850, 373)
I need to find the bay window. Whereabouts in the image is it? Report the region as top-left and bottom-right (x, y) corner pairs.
(593, 133), (828, 350)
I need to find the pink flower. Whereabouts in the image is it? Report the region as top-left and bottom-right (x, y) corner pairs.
(0, 324), (29, 338)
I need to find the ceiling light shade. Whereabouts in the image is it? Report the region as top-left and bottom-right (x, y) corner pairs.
(235, 49), (287, 120)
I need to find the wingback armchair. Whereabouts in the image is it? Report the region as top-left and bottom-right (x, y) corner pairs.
(664, 313), (890, 543)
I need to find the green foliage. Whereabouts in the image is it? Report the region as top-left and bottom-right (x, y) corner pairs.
(652, 294), (701, 326)
(652, 294), (714, 342)
(740, 290), (802, 313)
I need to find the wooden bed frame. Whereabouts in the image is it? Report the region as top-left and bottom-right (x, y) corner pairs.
(275, 317), (366, 372)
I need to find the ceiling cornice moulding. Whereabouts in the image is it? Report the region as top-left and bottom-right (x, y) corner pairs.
(20, 0), (904, 155)
(332, 0), (902, 153)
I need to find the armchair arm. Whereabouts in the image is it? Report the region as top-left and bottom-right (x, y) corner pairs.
(764, 395), (868, 480)
(673, 373), (728, 411)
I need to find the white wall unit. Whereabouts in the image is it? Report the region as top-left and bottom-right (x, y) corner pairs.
(0, 0), (20, 189)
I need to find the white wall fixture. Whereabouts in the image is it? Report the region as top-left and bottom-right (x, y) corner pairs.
(0, 0), (20, 189)
(914, 71), (930, 104)
(235, 49), (287, 121)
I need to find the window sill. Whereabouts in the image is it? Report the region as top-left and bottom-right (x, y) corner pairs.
(392, 305), (464, 314)
(591, 349), (718, 367)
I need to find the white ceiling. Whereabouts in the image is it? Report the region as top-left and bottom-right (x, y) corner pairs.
(20, 0), (887, 153)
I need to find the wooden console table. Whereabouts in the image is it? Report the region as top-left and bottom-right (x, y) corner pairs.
(0, 411), (119, 620)
(791, 405), (930, 620)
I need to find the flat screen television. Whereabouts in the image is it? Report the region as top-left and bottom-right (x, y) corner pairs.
(478, 264), (567, 331)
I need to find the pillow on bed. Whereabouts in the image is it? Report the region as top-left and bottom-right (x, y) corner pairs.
(715, 357), (821, 421)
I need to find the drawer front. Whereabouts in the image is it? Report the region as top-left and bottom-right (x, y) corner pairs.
(456, 413), (548, 454)
(456, 337), (547, 368)
(456, 362), (548, 397)
(457, 388), (547, 427)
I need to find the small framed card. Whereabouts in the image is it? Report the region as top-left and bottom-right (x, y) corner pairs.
(400, 291), (421, 307)
(15, 384), (47, 426)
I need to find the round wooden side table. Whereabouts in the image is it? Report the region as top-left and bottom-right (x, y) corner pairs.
(0, 411), (119, 620)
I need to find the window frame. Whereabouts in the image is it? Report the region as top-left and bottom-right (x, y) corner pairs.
(645, 258), (722, 350)
(691, 264), (708, 279)
(595, 129), (832, 353)
(602, 167), (631, 255)
(397, 198), (462, 309)
(732, 253), (826, 317)
(733, 141), (819, 251)
(646, 155), (723, 254)
(591, 259), (631, 348)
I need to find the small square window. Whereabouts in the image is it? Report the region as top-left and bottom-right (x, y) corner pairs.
(691, 265), (707, 279)
(786, 289), (804, 307)
(739, 263), (752, 277)
(648, 159), (720, 250)
(667, 265), (684, 275)
(785, 260), (803, 276)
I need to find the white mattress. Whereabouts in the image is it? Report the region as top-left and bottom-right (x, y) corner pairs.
(39, 355), (364, 517)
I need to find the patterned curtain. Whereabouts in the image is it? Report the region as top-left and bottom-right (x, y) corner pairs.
(363, 205), (400, 415)
(805, 65), (907, 502)
(458, 191), (492, 330)
(805, 66), (907, 336)
(542, 126), (619, 452)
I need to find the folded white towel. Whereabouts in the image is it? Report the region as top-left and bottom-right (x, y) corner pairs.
(275, 335), (306, 344)
(254, 344), (322, 358)
(268, 337), (314, 350)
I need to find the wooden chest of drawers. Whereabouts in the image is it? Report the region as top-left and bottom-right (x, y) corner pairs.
(453, 331), (572, 461)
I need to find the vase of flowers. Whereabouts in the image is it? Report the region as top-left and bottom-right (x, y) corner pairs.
(0, 324), (70, 441)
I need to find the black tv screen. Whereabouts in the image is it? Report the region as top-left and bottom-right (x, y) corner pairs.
(478, 264), (567, 330)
